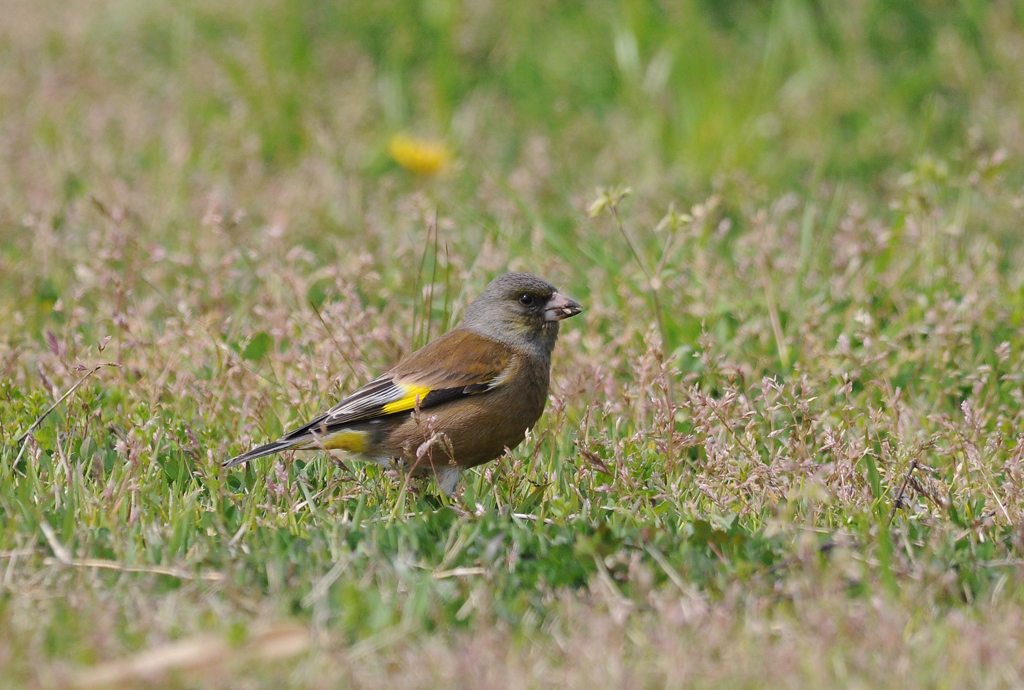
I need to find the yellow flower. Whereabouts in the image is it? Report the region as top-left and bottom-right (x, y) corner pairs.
(388, 134), (451, 176)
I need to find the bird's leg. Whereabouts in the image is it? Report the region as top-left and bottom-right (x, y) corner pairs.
(434, 465), (461, 497)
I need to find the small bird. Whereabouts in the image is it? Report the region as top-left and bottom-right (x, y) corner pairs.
(225, 273), (582, 495)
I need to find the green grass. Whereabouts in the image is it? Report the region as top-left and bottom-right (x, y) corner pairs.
(3, 0), (1024, 686)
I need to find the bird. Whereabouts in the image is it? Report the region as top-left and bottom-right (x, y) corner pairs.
(224, 272), (583, 496)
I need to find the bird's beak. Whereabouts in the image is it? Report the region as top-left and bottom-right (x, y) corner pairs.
(544, 292), (583, 322)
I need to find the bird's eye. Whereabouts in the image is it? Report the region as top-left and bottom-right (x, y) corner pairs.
(518, 294), (535, 307)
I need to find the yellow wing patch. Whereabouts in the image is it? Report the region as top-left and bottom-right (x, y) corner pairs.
(380, 383), (432, 415)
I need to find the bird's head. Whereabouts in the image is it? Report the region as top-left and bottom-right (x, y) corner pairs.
(461, 273), (583, 354)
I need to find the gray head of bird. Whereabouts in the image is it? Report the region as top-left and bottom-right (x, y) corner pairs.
(460, 272), (583, 355)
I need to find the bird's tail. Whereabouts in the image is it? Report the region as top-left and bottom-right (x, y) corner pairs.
(223, 438), (297, 468)
(225, 421), (368, 469)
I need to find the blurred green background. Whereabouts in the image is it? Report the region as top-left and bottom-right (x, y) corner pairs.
(107, 0), (1022, 181)
(6, 0), (1022, 227)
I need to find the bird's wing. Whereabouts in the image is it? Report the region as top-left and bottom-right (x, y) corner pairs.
(279, 329), (514, 441)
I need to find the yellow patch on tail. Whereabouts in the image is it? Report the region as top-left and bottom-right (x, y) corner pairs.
(317, 429), (370, 453)
(381, 384), (432, 415)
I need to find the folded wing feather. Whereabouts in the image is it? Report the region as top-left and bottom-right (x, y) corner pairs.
(281, 329), (514, 440)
